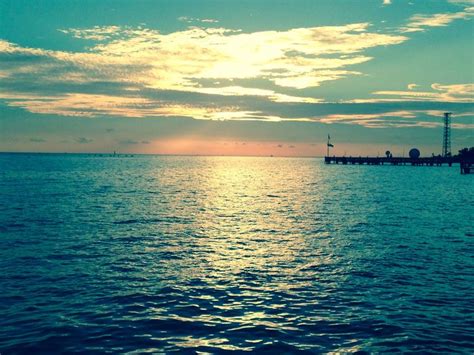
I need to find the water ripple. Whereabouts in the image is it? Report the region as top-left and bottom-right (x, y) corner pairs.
(0, 154), (473, 353)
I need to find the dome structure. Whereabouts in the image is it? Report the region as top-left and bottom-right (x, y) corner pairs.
(409, 148), (420, 159)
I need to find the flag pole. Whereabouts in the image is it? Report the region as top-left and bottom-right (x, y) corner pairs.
(327, 134), (330, 157)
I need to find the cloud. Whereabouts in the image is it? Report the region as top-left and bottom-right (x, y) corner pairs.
(59, 26), (121, 41)
(318, 110), (420, 128)
(119, 139), (140, 145)
(76, 137), (93, 144)
(317, 109), (474, 128)
(192, 86), (322, 103)
(119, 139), (151, 145)
(401, 7), (474, 32)
(2, 84), (471, 129)
(0, 22), (408, 119)
(372, 83), (474, 102)
(1, 92), (151, 117)
(86, 23), (405, 91)
(29, 137), (46, 142)
(178, 16), (219, 24)
(448, 0), (474, 5)
(2, 22), (407, 90)
(0, 91), (292, 121)
(1, 21), (471, 131)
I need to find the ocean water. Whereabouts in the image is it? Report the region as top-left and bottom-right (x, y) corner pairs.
(0, 153), (473, 353)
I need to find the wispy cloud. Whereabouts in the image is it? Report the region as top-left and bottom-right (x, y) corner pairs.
(76, 137), (93, 144)
(191, 86), (322, 103)
(178, 16), (219, 24)
(448, 0), (474, 5)
(0, 91), (294, 121)
(372, 83), (474, 102)
(119, 139), (140, 145)
(318, 109), (474, 128)
(401, 6), (474, 32)
(29, 137), (47, 142)
(2, 93), (151, 117)
(59, 26), (121, 41)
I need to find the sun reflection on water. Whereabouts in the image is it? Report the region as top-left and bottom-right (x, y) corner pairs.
(190, 157), (312, 280)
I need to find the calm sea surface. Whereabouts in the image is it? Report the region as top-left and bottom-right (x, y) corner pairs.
(1, 153), (473, 353)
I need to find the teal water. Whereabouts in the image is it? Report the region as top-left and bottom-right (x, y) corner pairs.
(1, 153), (473, 353)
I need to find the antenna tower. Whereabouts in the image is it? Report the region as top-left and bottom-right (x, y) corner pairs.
(442, 112), (452, 157)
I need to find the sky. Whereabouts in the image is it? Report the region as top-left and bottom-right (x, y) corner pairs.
(0, 0), (473, 156)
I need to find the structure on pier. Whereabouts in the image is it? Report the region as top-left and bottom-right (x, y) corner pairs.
(442, 112), (452, 157)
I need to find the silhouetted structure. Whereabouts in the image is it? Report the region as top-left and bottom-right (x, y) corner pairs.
(460, 161), (472, 174)
(324, 125), (473, 174)
(457, 147), (474, 159)
(325, 148), (474, 174)
(457, 147), (474, 174)
(327, 134), (334, 157)
(442, 112), (452, 157)
(409, 148), (420, 159)
(324, 155), (455, 167)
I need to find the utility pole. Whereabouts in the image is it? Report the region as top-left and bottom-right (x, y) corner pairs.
(442, 112), (452, 157)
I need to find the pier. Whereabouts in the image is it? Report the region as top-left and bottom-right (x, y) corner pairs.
(325, 156), (473, 172)
(324, 112), (473, 173)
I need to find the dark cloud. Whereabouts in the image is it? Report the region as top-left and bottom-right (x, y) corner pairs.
(118, 139), (150, 145)
(119, 139), (139, 145)
(76, 137), (93, 144)
(29, 137), (46, 142)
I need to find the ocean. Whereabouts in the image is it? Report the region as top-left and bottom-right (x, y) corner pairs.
(1, 153), (473, 353)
